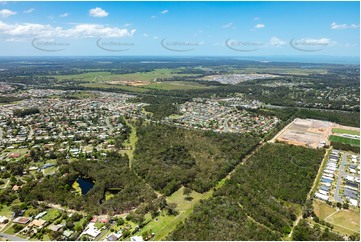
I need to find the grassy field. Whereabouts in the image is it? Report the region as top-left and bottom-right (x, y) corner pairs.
(120, 119), (138, 168)
(98, 69), (197, 82)
(49, 71), (110, 82)
(332, 128), (360, 136)
(325, 208), (360, 235)
(72, 180), (82, 195)
(3, 224), (18, 235)
(145, 81), (214, 91)
(42, 209), (61, 221)
(82, 80), (212, 93)
(313, 200), (360, 235)
(49, 68), (212, 93)
(81, 83), (149, 93)
(43, 166), (57, 175)
(0, 205), (12, 217)
(132, 186), (213, 241)
(50, 69), (198, 83)
(329, 135), (360, 146)
(313, 200), (337, 220)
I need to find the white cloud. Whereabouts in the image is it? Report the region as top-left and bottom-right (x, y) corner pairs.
(0, 9), (16, 18)
(60, 13), (69, 18)
(331, 22), (358, 30)
(0, 21), (136, 40)
(151, 15), (156, 19)
(270, 37), (286, 46)
(143, 33), (149, 37)
(123, 23), (132, 27)
(153, 36), (158, 39)
(161, 10), (169, 14)
(254, 23), (265, 29)
(89, 7), (108, 17)
(24, 8), (35, 14)
(222, 22), (233, 29)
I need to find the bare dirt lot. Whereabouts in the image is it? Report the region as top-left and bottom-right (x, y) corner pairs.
(273, 118), (334, 148)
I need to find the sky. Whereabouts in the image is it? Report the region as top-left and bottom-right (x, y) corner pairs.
(0, 1), (359, 57)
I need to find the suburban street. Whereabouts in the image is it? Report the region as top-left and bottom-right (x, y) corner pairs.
(334, 153), (347, 203)
(0, 233), (27, 241)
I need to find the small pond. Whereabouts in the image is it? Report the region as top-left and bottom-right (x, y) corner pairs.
(77, 177), (94, 195)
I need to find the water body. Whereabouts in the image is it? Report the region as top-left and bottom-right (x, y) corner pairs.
(77, 177), (94, 195)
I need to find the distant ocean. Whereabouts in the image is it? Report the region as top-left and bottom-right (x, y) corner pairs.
(0, 55), (359, 65)
(233, 56), (360, 65)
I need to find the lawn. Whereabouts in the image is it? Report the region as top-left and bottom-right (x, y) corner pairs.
(74, 218), (87, 231)
(332, 128), (360, 136)
(72, 180), (82, 195)
(104, 191), (114, 201)
(43, 166), (57, 175)
(325, 208), (360, 234)
(313, 200), (337, 220)
(3, 224), (17, 235)
(24, 207), (37, 217)
(42, 209), (61, 221)
(329, 135), (360, 147)
(0, 205), (12, 217)
(132, 186), (213, 241)
(121, 119), (138, 168)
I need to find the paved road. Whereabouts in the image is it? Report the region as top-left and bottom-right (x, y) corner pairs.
(334, 153), (347, 203)
(0, 233), (27, 241)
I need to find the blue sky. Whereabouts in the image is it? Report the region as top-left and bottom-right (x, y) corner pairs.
(0, 1), (359, 56)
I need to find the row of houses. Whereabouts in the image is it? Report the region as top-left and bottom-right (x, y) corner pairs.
(342, 154), (360, 207)
(315, 150), (339, 201)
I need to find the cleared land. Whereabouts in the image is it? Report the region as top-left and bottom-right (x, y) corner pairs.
(50, 69), (198, 83)
(82, 81), (213, 92)
(274, 118), (333, 148)
(313, 200), (360, 235)
(132, 186), (213, 241)
(313, 200), (337, 220)
(325, 209), (360, 235)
